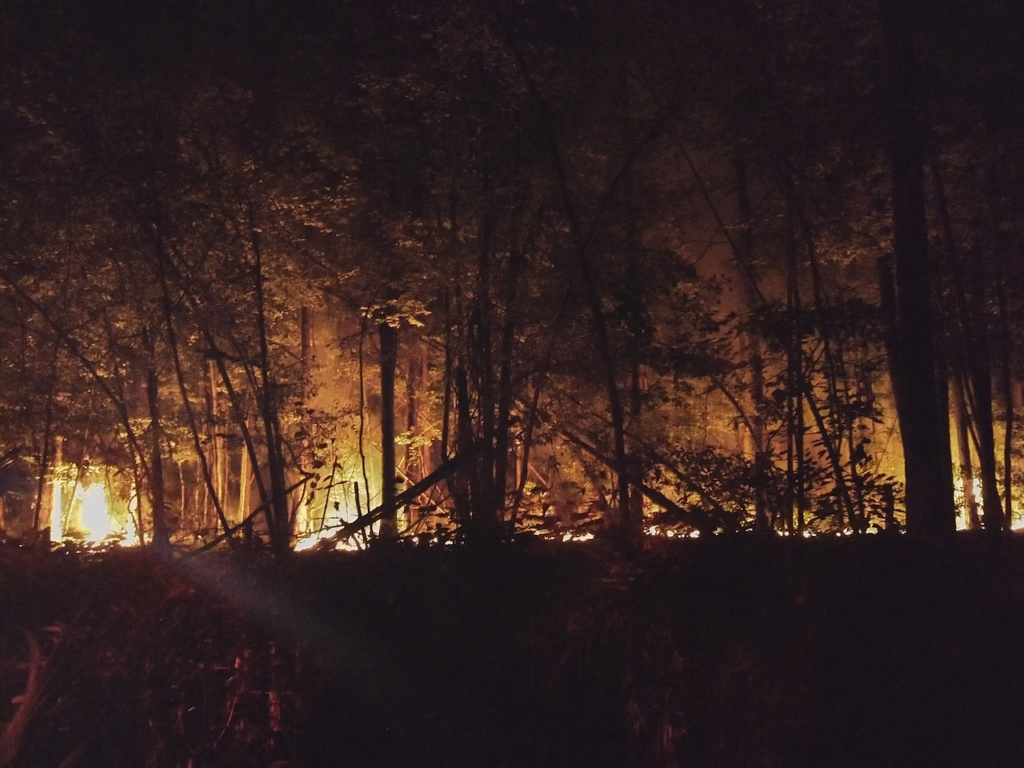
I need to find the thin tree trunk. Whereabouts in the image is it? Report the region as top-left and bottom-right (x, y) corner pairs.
(440, 296), (453, 461)
(453, 363), (474, 525)
(203, 359), (221, 533)
(405, 350), (421, 486)
(494, 241), (526, 525)
(968, 334), (1004, 531)
(998, 284), (1014, 528)
(49, 440), (64, 543)
(736, 151), (768, 530)
(247, 201), (290, 556)
(379, 321), (399, 537)
(785, 215), (805, 532)
(405, 349), (424, 525)
(296, 306), (314, 535)
(620, 57), (648, 533)
(476, 177), (497, 524)
(32, 343), (60, 533)
(238, 432), (251, 527)
(357, 314), (374, 523)
(953, 369), (981, 528)
(142, 327), (170, 553)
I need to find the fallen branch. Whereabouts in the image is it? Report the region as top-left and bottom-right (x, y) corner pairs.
(188, 477), (309, 556)
(319, 457), (463, 546)
(555, 427), (720, 531)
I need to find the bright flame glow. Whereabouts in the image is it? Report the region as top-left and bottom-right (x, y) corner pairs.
(50, 482), (63, 542)
(293, 496), (364, 552)
(294, 527), (361, 552)
(294, 528), (334, 551)
(122, 510), (139, 546)
(77, 482), (111, 538)
(48, 465), (138, 548)
(954, 477), (983, 530)
(644, 524), (699, 539)
(561, 531), (595, 543)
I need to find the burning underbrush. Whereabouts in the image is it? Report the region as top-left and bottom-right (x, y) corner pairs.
(2, 537), (1024, 767)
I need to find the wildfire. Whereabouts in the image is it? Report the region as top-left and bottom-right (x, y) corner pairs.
(954, 477), (1020, 531)
(293, 530), (362, 552)
(644, 524), (700, 539)
(294, 528), (355, 552)
(50, 465), (139, 548)
(954, 477), (983, 531)
(293, 504), (363, 552)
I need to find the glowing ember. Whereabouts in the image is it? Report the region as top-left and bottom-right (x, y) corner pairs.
(561, 531), (595, 542)
(644, 524), (699, 539)
(294, 529), (334, 551)
(293, 531), (361, 552)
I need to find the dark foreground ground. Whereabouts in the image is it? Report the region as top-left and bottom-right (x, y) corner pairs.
(1, 535), (1023, 768)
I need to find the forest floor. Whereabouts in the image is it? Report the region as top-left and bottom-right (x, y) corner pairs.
(1, 534), (1023, 768)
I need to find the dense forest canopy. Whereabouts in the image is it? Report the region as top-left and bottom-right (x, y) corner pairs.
(1, 0), (1023, 552)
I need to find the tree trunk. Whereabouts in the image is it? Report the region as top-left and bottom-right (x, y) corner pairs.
(736, 151), (768, 530)
(475, 187), (497, 525)
(621, 56), (648, 536)
(46, 440), (65, 543)
(404, 348), (429, 527)
(238, 431), (251, 527)
(998, 284), (1015, 529)
(247, 202), (291, 556)
(969, 343), (1004, 530)
(32, 347), (58, 533)
(786, 217), (806, 532)
(952, 370), (981, 528)
(142, 327), (170, 553)
(494, 239), (526, 526)
(453, 363), (474, 526)
(379, 322), (399, 537)
(880, 0), (955, 535)
(203, 358), (222, 532)
(295, 306), (314, 535)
